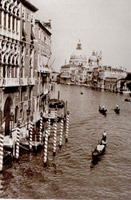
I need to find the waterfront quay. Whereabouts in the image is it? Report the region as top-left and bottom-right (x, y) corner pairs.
(0, 83), (131, 199)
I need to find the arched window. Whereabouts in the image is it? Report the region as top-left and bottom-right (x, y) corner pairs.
(4, 11), (6, 28)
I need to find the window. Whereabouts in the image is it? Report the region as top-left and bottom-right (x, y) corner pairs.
(3, 66), (6, 78)
(12, 67), (14, 78)
(4, 12), (6, 28)
(0, 11), (2, 26)
(12, 16), (15, 31)
(15, 67), (17, 78)
(7, 67), (10, 78)
(27, 13), (29, 21)
(8, 14), (11, 29)
(16, 19), (18, 32)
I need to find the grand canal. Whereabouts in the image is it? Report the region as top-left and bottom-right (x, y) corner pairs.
(0, 84), (131, 199)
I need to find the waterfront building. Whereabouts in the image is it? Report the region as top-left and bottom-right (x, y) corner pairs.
(0, 0), (22, 137)
(59, 44), (128, 93)
(33, 19), (52, 123)
(98, 66), (127, 91)
(0, 0), (52, 140)
(19, 0), (38, 136)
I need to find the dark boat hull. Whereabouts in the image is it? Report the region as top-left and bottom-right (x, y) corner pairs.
(114, 108), (120, 114)
(99, 109), (107, 115)
(20, 139), (43, 153)
(92, 146), (106, 161)
(3, 151), (13, 170)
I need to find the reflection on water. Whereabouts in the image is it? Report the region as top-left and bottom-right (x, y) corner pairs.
(0, 84), (131, 199)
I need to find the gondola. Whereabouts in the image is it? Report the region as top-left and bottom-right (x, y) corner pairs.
(99, 106), (107, 115)
(114, 107), (120, 114)
(49, 99), (65, 108)
(124, 98), (131, 102)
(3, 150), (12, 170)
(92, 134), (107, 162)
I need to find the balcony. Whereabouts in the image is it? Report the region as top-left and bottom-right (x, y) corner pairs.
(20, 77), (28, 86)
(60, 73), (71, 78)
(3, 78), (19, 87)
(28, 77), (35, 85)
(38, 66), (51, 74)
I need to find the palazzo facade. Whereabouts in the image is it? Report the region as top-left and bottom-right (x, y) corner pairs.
(0, 0), (52, 139)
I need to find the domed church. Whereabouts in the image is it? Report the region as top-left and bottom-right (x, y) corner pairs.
(69, 40), (87, 67)
(88, 50), (102, 68)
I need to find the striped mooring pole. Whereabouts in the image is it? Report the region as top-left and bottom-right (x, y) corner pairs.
(0, 127), (4, 172)
(44, 130), (48, 167)
(47, 111), (51, 138)
(59, 117), (64, 148)
(53, 119), (57, 157)
(65, 111), (70, 143)
(15, 121), (21, 159)
(29, 121), (33, 150)
(39, 112), (43, 143)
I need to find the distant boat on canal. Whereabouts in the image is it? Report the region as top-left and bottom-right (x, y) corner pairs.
(99, 106), (107, 115)
(114, 105), (120, 114)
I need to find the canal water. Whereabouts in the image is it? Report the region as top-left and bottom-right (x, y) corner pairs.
(0, 84), (131, 199)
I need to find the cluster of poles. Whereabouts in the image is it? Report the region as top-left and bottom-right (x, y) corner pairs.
(0, 109), (70, 172)
(44, 110), (70, 167)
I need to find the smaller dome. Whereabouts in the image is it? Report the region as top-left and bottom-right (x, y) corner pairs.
(88, 50), (98, 63)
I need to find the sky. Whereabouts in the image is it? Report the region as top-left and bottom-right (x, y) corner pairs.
(31, 0), (131, 72)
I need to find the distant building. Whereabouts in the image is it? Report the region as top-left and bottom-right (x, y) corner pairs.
(60, 40), (87, 85)
(69, 40), (87, 66)
(98, 66), (127, 91)
(50, 71), (59, 82)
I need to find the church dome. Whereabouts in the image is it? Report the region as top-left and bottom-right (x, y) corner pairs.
(88, 50), (98, 63)
(69, 40), (87, 66)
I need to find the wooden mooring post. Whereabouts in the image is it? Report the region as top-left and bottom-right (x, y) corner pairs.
(53, 109), (58, 156)
(15, 121), (20, 160)
(59, 116), (64, 148)
(65, 111), (70, 143)
(44, 130), (48, 167)
(0, 127), (4, 172)
(47, 110), (51, 138)
(39, 112), (43, 143)
(29, 120), (33, 150)
(53, 120), (57, 157)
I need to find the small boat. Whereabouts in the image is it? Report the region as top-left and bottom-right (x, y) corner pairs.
(3, 150), (13, 170)
(19, 138), (43, 152)
(92, 133), (107, 162)
(99, 106), (107, 115)
(124, 98), (131, 102)
(114, 107), (120, 114)
(49, 99), (65, 108)
(57, 100), (65, 108)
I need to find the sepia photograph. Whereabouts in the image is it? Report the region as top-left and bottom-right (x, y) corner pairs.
(0, 0), (131, 199)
